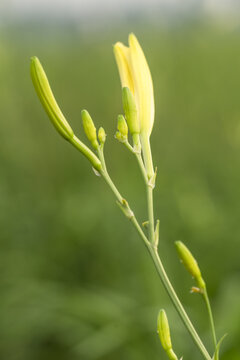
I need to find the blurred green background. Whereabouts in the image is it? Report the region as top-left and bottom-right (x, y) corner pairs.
(0, 10), (240, 360)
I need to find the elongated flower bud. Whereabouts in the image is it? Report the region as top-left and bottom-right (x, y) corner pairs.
(158, 310), (172, 351)
(117, 114), (128, 137)
(81, 110), (99, 150)
(122, 87), (139, 135)
(157, 310), (178, 360)
(98, 127), (106, 144)
(31, 57), (101, 171)
(175, 241), (206, 289)
(30, 57), (74, 141)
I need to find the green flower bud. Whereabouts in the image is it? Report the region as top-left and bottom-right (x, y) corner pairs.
(117, 115), (128, 137)
(30, 56), (74, 141)
(115, 131), (122, 142)
(157, 310), (178, 360)
(158, 310), (172, 351)
(175, 241), (206, 289)
(81, 110), (99, 150)
(98, 127), (106, 144)
(122, 87), (139, 135)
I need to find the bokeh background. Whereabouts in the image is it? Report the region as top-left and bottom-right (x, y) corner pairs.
(0, 1), (240, 359)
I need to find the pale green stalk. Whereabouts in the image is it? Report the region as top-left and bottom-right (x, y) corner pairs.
(148, 246), (211, 360)
(203, 289), (217, 352)
(147, 186), (155, 245)
(144, 182), (211, 359)
(98, 146), (211, 360)
(134, 150), (212, 360)
(98, 147), (149, 248)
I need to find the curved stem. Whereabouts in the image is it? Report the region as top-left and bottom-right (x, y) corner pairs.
(203, 289), (217, 351)
(148, 245), (211, 360)
(143, 161), (211, 360)
(97, 146), (211, 360)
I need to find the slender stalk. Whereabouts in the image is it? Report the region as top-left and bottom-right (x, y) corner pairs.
(147, 186), (155, 244)
(98, 145), (107, 172)
(136, 150), (211, 359)
(97, 147), (211, 360)
(203, 289), (217, 350)
(135, 153), (149, 185)
(142, 154), (211, 360)
(148, 245), (211, 360)
(98, 147), (149, 247)
(101, 170), (149, 249)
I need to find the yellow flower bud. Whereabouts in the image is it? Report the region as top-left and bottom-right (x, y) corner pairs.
(98, 127), (106, 144)
(175, 241), (206, 289)
(81, 110), (99, 150)
(114, 34), (154, 178)
(117, 114), (128, 137)
(30, 56), (74, 141)
(157, 310), (178, 360)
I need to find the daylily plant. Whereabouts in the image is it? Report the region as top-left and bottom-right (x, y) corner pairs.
(30, 33), (224, 360)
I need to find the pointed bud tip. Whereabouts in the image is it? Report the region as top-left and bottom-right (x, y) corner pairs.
(128, 32), (137, 43)
(81, 109), (89, 117)
(31, 56), (38, 62)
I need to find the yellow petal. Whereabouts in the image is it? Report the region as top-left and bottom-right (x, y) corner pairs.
(113, 42), (135, 95)
(128, 33), (154, 136)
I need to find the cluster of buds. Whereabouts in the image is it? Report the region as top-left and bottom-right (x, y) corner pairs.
(114, 34), (155, 179)
(31, 33), (155, 183)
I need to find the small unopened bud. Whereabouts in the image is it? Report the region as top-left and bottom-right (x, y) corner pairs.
(117, 115), (128, 137)
(157, 310), (172, 351)
(30, 56), (74, 141)
(175, 241), (206, 289)
(122, 87), (139, 135)
(81, 110), (99, 150)
(115, 131), (122, 142)
(157, 310), (178, 360)
(98, 127), (106, 144)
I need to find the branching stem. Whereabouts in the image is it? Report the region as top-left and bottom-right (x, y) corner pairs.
(98, 145), (212, 360)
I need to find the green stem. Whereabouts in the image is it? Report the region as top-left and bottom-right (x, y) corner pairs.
(97, 145), (107, 172)
(147, 185), (155, 244)
(135, 153), (149, 186)
(203, 289), (217, 351)
(97, 147), (211, 360)
(101, 170), (149, 248)
(137, 151), (211, 360)
(140, 133), (154, 179)
(148, 245), (211, 360)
